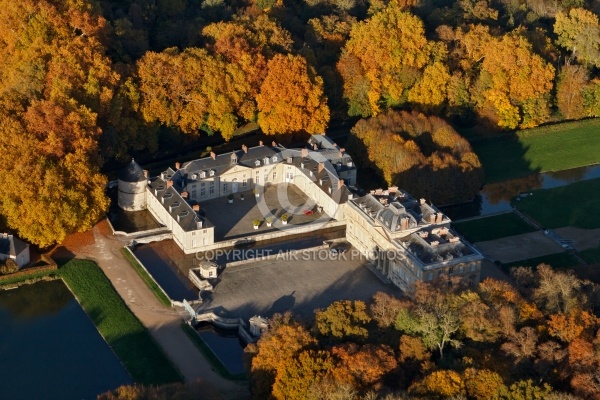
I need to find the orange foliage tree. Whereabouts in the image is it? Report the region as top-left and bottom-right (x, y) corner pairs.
(347, 110), (483, 204)
(256, 54), (330, 135)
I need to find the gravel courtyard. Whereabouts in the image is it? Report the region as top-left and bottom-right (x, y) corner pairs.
(198, 251), (400, 320)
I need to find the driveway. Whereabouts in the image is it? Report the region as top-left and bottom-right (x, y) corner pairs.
(73, 221), (249, 399)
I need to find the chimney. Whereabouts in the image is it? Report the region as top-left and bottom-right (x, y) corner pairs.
(272, 141), (277, 147)
(436, 213), (443, 223)
(242, 144), (248, 153)
(301, 148), (308, 158)
(375, 188), (383, 195)
(259, 140), (263, 146)
(143, 170), (149, 179)
(337, 179), (344, 189)
(181, 191), (188, 199)
(210, 151), (216, 160)
(318, 162), (324, 173)
(401, 217), (409, 230)
(175, 162), (181, 170)
(192, 204), (200, 212)
(167, 180), (173, 188)
(313, 143), (318, 150)
(429, 213), (436, 223)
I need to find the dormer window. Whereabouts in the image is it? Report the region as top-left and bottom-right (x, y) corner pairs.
(287, 157), (292, 163)
(272, 156), (278, 162)
(255, 160), (261, 167)
(200, 171), (206, 178)
(231, 153), (237, 164)
(300, 162), (305, 169)
(209, 170), (215, 177)
(190, 173), (197, 180)
(347, 161), (353, 167)
(263, 157), (269, 165)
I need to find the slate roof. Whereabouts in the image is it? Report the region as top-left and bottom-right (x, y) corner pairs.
(147, 178), (213, 232)
(0, 234), (28, 257)
(119, 159), (146, 182)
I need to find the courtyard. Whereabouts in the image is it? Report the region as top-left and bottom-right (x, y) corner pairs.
(197, 251), (400, 321)
(198, 183), (333, 241)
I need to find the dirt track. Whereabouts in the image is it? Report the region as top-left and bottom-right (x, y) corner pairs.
(475, 231), (564, 263)
(73, 221), (249, 399)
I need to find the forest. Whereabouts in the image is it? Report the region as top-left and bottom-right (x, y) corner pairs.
(246, 266), (600, 399)
(0, 0), (598, 245)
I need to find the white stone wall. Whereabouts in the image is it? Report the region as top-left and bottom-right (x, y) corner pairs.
(118, 180), (147, 211)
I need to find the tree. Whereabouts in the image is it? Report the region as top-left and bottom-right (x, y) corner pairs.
(337, 5), (437, 117)
(315, 300), (371, 340)
(329, 343), (397, 391)
(256, 54), (330, 135)
(409, 370), (465, 398)
(272, 350), (332, 400)
(137, 47), (250, 140)
(347, 110), (483, 204)
(556, 64), (588, 120)
(0, 0), (116, 247)
(555, 8), (600, 67)
(463, 368), (507, 400)
(369, 292), (407, 328)
(533, 264), (581, 314)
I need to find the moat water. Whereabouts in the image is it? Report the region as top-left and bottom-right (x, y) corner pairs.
(194, 322), (246, 376)
(0, 280), (132, 400)
(441, 164), (600, 220)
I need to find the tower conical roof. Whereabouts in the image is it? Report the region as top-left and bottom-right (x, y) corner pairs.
(118, 159), (146, 182)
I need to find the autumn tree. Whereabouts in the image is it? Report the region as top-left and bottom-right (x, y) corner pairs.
(0, 0), (117, 246)
(328, 343), (397, 391)
(409, 370), (465, 398)
(315, 300), (371, 340)
(555, 8), (600, 68)
(556, 64), (588, 120)
(271, 350), (332, 400)
(338, 4), (446, 117)
(256, 54), (330, 135)
(459, 26), (555, 129)
(347, 110), (483, 204)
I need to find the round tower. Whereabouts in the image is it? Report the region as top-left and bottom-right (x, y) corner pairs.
(118, 159), (147, 211)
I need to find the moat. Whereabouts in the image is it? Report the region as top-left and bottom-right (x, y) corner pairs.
(0, 280), (132, 400)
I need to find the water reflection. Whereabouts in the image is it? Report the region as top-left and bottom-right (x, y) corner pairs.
(194, 322), (246, 376)
(0, 281), (132, 400)
(441, 164), (600, 220)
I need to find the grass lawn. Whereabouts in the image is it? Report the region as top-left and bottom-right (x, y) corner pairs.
(121, 247), (172, 307)
(452, 212), (536, 242)
(514, 178), (600, 229)
(501, 252), (580, 271)
(471, 118), (600, 182)
(59, 259), (182, 385)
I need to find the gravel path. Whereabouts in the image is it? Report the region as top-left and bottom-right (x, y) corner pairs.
(75, 221), (249, 399)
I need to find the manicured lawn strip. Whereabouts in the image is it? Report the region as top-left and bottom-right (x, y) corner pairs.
(514, 178), (600, 229)
(0, 269), (58, 287)
(59, 259), (182, 385)
(579, 246), (600, 264)
(471, 118), (600, 182)
(501, 252), (580, 271)
(121, 247), (172, 307)
(180, 323), (247, 381)
(452, 212), (536, 242)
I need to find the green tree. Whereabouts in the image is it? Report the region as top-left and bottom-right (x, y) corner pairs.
(555, 8), (600, 68)
(315, 300), (371, 340)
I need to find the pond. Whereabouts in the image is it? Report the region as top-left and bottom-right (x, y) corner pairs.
(0, 280), (132, 400)
(194, 322), (246, 376)
(441, 164), (600, 221)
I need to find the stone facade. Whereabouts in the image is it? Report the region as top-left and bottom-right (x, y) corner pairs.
(117, 159), (147, 211)
(0, 233), (30, 268)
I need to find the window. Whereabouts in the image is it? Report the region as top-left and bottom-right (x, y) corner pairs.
(428, 272), (433, 281)
(209, 170), (215, 176)
(272, 156), (278, 162)
(200, 188), (206, 197)
(255, 160), (261, 166)
(263, 157), (269, 165)
(192, 184), (197, 188)
(242, 179), (247, 187)
(459, 266), (464, 273)
(272, 171), (277, 180)
(470, 264), (476, 272)
(449, 267), (454, 274)
(209, 185), (214, 194)
(223, 183), (228, 191)
(256, 176), (260, 184)
(264, 174), (268, 182)
(200, 171), (206, 178)
(201, 182), (205, 186)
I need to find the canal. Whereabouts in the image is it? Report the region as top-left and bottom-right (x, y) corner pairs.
(0, 280), (132, 400)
